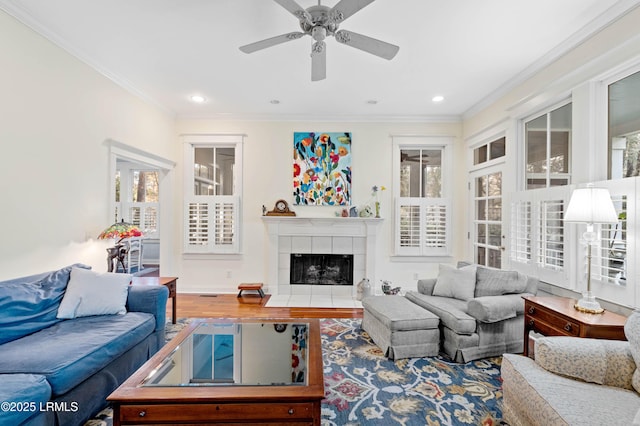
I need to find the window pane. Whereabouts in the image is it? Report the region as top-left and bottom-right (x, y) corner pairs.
(487, 249), (501, 269)
(488, 224), (501, 246)
(609, 70), (640, 179)
(526, 116), (547, 174)
(488, 199), (502, 221)
(489, 137), (505, 160)
(194, 147), (214, 196)
(400, 150), (420, 197)
(488, 172), (502, 196)
(477, 246), (486, 265)
(477, 223), (486, 244)
(474, 145), (487, 165)
(423, 150), (442, 198)
(477, 199), (486, 220)
(216, 148), (235, 196)
(476, 176), (487, 197)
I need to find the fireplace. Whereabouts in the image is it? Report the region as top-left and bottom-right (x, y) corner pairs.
(262, 216), (382, 297)
(290, 254), (353, 286)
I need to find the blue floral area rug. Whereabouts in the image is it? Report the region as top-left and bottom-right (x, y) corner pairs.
(321, 318), (503, 426)
(85, 318), (503, 426)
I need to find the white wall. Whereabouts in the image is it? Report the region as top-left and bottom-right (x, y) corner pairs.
(0, 10), (177, 280)
(174, 119), (464, 293)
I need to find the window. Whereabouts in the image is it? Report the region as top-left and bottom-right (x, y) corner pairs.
(473, 137), (505, 165)
(609, 70), (640, 179)
(393, 137), (452, 256)
(183, 135), (244, 254)
(525, 103), (572, 189)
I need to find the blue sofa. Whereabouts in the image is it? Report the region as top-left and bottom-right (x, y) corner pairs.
(0, 264), (168, 426)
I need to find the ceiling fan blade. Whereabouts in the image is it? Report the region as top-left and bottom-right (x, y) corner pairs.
(335, 30), (399, 60)
(239, 32), (306, 54)
(311, 41), (327, 81)
(329, 0), (375, 23)
(273, 0), (312, 23)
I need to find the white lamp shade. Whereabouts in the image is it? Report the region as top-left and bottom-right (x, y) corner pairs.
(564, 187), (618, 224)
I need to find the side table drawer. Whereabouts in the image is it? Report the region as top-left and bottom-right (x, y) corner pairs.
(120, 402), (315, 423)
(526, 305), (581, 337)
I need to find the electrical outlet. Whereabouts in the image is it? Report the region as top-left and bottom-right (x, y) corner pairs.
(226, 270), (232, 279)
(413, 273), (419, 280)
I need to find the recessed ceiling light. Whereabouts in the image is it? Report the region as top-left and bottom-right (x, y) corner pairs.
(367, 100), (378, 105)
(270, 99), (280, 104)
(190, 95), (206, 103)
(432, 95), (444, 103)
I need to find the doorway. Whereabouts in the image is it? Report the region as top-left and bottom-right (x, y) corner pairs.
(108, 140), (175, 276)
(470, 166), (504, 268)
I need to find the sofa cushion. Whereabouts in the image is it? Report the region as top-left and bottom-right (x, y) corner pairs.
(362, 296), (440, 331)
(467, 294), (522, 323)
(405, 291), (476, 334)
(0, 312), (155, 396)
(432, 263), (477, 301)
(535, 336), (635, 388)
(625, 311), (640, 393)
(475, 266), (526, 297)
(0, 374), (51, 426)
(0, 264), (89, 345)
(57, 267), (132, 319)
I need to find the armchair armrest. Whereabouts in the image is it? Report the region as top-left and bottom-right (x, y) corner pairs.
(535, 336), (635, 390)
(417, 278), (437, 295)
(126, 285), (169, 334)
(467, 294), (523, 323)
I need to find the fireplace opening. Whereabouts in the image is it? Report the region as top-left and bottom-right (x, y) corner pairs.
(290, 254), (353, 286)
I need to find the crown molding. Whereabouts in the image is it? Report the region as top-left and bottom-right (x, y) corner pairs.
(175, 112), (462, 123)
(462, 0), (640, 121)
(0, 0), (175, 117)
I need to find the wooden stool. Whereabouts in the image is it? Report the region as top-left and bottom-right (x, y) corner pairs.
(237, 283), (265, 298)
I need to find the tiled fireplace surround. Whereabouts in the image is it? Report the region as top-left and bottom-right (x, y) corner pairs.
(262, 217), (382, 305)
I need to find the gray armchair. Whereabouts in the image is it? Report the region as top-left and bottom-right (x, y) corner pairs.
(405, 264), (538, 362)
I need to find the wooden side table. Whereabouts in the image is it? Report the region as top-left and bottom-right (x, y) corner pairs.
(132, 277), (178, 324)
(523, 295), (627, 357)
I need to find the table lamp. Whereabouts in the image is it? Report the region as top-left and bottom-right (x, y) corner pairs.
(564, 185), (618, 314)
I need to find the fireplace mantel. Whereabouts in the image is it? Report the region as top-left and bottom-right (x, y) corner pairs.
(262, 216), (383, 297)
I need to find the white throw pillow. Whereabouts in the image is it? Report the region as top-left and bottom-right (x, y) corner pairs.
(57, 267), (132, 319)
(432, 263), (477, 301)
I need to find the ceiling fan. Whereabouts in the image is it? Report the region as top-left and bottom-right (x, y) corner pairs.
(239, 0), (399, 81)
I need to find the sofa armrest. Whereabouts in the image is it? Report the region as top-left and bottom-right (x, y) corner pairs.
(127, 285), (169, 334)
(417, 278), (437, 295)
(535, 336), (635, 390)
(467, 294), (523, 323)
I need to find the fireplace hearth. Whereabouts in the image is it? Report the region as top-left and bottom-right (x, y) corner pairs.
(290, 253), (353, 286)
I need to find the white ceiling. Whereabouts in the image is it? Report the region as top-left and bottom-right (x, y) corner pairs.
(1, 0), (637, 121)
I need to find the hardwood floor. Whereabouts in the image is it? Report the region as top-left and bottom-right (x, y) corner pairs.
(171, 293), (363, 319)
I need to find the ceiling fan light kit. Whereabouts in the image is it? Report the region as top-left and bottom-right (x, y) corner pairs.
(239, 0), (399, 81)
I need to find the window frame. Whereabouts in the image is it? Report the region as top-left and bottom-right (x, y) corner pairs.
(182, 134), (244, 255)
(392, 136), (454, 258)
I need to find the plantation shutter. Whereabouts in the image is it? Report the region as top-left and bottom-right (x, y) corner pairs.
(395, 198), (450, 256)
(185, 197), (239, 253)
(509, 199), (532, 264)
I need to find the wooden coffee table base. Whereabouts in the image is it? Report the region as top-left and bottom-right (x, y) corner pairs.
(109, 319), (324, 425)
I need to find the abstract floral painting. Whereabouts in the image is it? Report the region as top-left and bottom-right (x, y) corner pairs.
(293, 132), (352, 205)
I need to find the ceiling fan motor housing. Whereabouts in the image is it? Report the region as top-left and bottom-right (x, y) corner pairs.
(300, 6), (338, 37)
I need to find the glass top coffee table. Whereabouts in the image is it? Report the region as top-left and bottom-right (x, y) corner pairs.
(108, 318), (324, 425)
